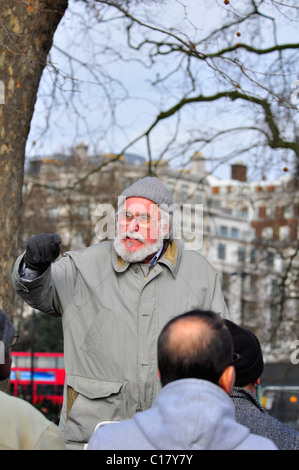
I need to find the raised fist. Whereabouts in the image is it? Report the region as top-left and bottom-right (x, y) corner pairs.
(24, 233), (61, 271)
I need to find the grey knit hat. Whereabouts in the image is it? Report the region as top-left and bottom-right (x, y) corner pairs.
(120, 177), (174, 212)
(225, 319), (264, 387)
(0, 309), (15, 353)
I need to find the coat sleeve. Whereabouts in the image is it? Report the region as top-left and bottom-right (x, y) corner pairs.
(11, 252), (76, 317)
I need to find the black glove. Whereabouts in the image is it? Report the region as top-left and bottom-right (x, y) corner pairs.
(24, 233), (61, 271)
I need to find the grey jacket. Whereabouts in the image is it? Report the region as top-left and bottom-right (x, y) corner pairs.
(12, 240), (229, 449)
(231, 387), (299, 450)
(87, 379), (277, 450)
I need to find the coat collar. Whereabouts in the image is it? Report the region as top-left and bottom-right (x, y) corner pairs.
(231, 386), (265, 413)
(111, 240), (182, 278)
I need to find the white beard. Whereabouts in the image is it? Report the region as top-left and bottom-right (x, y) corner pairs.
(114, 230), (164, 263)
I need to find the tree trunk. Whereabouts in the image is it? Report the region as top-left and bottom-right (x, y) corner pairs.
(0, 1), (68, 394)
(0, 1), (68, 316)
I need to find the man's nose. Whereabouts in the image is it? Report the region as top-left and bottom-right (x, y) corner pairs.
(127, 217), (139, 231)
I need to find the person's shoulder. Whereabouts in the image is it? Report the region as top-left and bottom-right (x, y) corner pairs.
(181, 247), (216, 271)
(69, 240), (112, 254)
(0, 392), (65, 450)
(266, 412), (299, 439)
(0, 391), (51, 429)
(87, 419), (137, 450)
(0, 390), (24, 407)
(63, 241), (112, 262)
(237, 431), (277, 450)
(250, 434), (278, 450)
(0, 390), (43, 416)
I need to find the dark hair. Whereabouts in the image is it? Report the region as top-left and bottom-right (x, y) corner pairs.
(158, 309), (233, 387)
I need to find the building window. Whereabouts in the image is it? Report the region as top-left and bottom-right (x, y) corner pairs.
(266, 206), (275, 218)
(262, 227), (273, 240)
(231, 227), (239, 239)
(218, 243), (226, 260)
(222, 272), (230, 292)
(283, 206), (293, 218)
(219, 225), (228, 237)
(238, 246), (245, 262)
(181, 184), (189, 202)
(248, 274), (258, 295)
(196, 190), (203, 204)
(266, 251), (274, 267)
(279, 225), (290, 241)
(250, 248), (256, 263)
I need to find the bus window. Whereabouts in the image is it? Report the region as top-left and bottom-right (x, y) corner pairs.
(56, 385), (64, 396)
(37, 384), (55, 396)
(36, 356), (56, 369)
(15, 356), (31, 368)
(56, 356), (64, 369)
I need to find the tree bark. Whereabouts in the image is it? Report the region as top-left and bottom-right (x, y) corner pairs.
(0, 0), (68, 317)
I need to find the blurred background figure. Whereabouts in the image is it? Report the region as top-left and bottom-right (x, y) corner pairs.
(0, 309), (65, 450)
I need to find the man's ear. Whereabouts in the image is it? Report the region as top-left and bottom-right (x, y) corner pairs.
(218, 365), (235, 395)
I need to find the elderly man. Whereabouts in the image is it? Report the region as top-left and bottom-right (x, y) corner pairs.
(12, 177), (228, 449)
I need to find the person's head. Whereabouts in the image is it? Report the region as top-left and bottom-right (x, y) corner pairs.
(0, 309), (16, 381)
(158, 309), (235, 395)
(114, 177), (174, 263)
(224, 319), (264, 392)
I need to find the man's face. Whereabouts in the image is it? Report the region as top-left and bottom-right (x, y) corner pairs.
(114, 197), (166, 262)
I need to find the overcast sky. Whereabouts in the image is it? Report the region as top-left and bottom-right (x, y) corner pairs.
(25, 0), (298, 181)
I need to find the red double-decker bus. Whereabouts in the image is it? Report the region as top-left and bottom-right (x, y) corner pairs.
(10, 352), (65, 406)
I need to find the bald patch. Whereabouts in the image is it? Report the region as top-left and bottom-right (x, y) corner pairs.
(166, 317), (212, 359)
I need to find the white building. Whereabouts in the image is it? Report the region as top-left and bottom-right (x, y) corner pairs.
(23, 147), (299, 366)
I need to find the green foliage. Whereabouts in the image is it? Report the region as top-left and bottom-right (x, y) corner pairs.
(14, 312), (63, 353)
(34, 399), (62, 424)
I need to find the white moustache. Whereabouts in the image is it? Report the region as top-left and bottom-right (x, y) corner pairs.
(120, 231), (145, 243)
